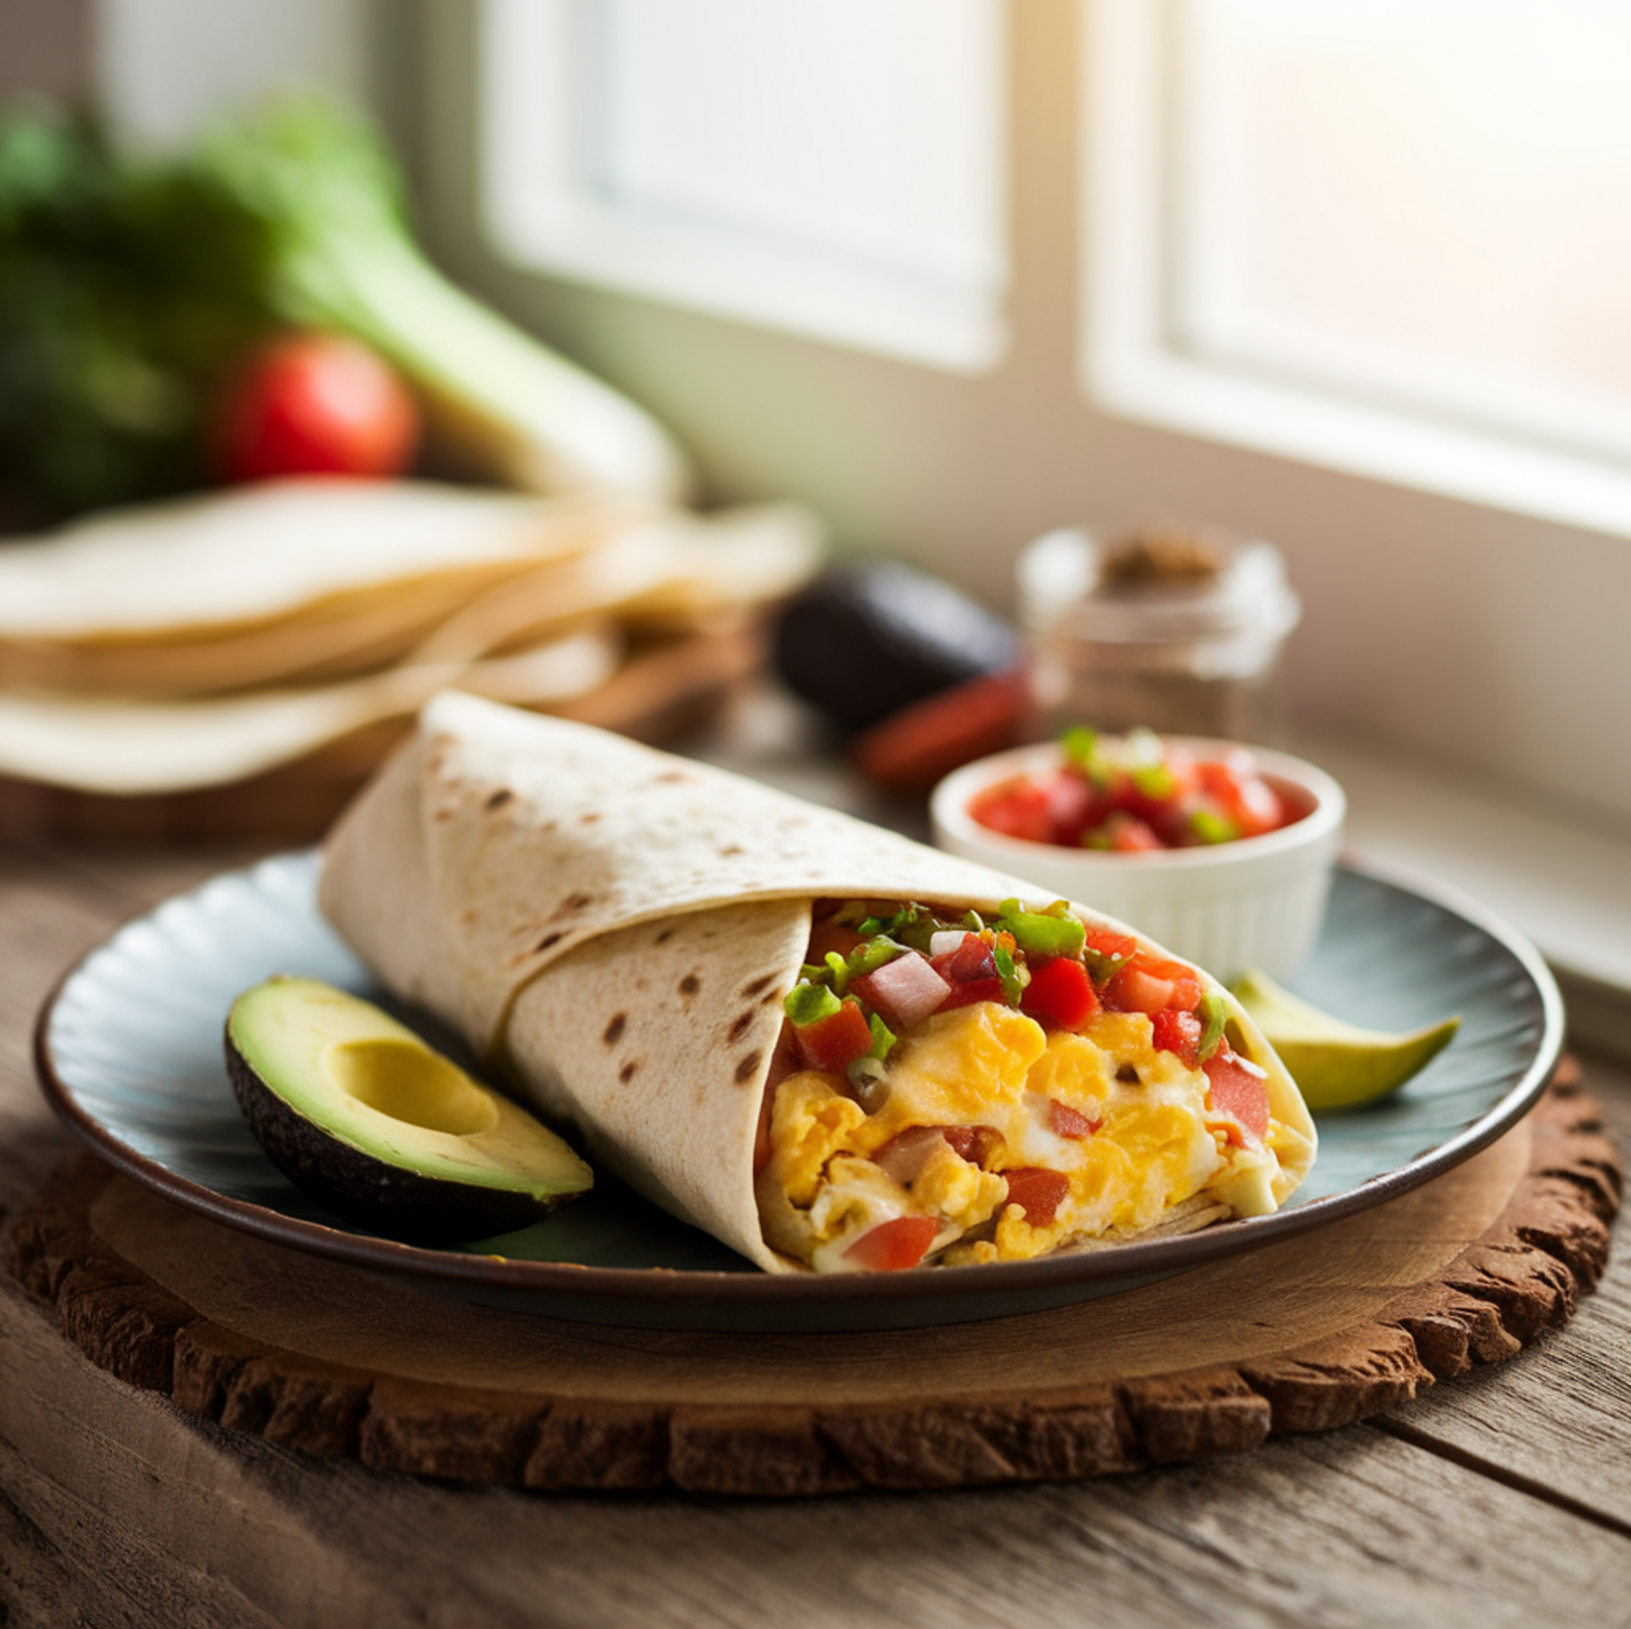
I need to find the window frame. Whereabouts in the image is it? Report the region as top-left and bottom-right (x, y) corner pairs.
(1082, 0), (1631, 541)
(477, 0), (1011, 374)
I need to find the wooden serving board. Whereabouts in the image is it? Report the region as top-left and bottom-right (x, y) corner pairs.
(2, 1067), (1620, 1499)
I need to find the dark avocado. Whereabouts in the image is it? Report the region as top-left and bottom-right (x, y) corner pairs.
(225, 976), (592, 1244)
(773, 560), (1021, 731)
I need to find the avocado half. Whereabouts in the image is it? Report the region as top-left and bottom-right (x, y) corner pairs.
(225, 976), (593, 1244)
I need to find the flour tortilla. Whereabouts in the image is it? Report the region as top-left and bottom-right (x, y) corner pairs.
(318, 692), (1315, 1271)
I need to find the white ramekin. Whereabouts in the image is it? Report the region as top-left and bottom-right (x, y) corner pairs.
(929, 738), (1346, 984)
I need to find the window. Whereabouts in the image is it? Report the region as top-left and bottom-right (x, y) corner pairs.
(1087, 0), (1631, 536)
(480, 0), (1008, 371)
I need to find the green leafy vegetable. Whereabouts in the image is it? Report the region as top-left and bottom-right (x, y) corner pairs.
(0, 96), (688, 527)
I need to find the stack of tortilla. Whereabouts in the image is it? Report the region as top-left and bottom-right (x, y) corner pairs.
(0, 478), (821, 799)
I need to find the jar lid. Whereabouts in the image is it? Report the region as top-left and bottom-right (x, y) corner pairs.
(1016, 524), (1301, 645)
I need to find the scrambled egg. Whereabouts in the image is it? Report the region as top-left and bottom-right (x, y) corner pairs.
(756, 1003), (1300, 1273)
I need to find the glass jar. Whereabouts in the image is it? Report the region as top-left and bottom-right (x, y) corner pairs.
(1017, 523), (1300, 744)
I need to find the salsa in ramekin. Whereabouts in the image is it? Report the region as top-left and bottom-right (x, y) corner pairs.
(966, 727), (1300, 853)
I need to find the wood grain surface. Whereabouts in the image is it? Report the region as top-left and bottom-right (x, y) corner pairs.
(1, 1071), (1619, 1499)
(4, 829), (1631, 1628)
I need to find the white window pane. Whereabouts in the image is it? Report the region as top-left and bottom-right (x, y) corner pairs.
(1172, 0), (1631, 458)
(482, 0), (1007, 371)
(595, 0), (999, 285)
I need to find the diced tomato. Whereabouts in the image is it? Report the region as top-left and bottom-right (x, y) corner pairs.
(1150, 1007), (1204, 1069)
(937, 976), (1006, 1010)
(1204, 1046), (1271, 1141)
(1081, 928), (1139, 965)
(967, 777), (1055, 844)
(792, 998), (874, 1074)
(1047, 1100), (1100, 1139)
(1107, 813), (1163, 853)
(1197, 753), (1287, 839)
(1103, 956), (1203, 1015)
(929, 936), (1003, 1008)
(843, 1215), (941, 1271)
(1022, 956), (1099, 1028)
(1040, 768), (1102, 846)
(1000, 1167), (1071, 1228)
(931, 934), (996, 984)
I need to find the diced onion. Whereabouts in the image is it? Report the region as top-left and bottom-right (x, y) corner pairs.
(929, 930), (970, 958)
(860, 950), (951, 1029)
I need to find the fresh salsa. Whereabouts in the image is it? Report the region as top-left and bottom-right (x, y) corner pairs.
(968, 727), (1297, 853)
(756, 896), (1286, 1272)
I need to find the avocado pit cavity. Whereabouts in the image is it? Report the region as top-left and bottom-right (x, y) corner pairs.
(323, 1038), (500, 1137)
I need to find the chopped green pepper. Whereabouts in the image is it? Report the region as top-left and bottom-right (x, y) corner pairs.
(785, 983), (842, 1027)
(996, 898), (1087, 960)
(866, 1012), (896, 1062)
(1197, 990), (1229, 1062)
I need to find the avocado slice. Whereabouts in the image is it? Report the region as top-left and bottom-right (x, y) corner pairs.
(225, 976), (592, 1243)
(1232, 968), (1460, 1114)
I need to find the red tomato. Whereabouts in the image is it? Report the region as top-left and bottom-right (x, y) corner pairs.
(1204, 1047), (1271, 1141)
(792, 999), (874, 1073)
(1021, 957), (1099, 1027)
(1197, 754), (1287, 839)
(1082, 928), (1139, 965)
(1150, 1007), (1203, 1068)
(1000, 1167), (1071, 1228)
(1047, 1100), (1100, 1139)
(1104, 956), (1203, 1016)
(1108, 814), (1163, 853)
(214, 332), (420, 482)
(967, 777), (1054, 844)
(843, 1215), (940, 1271)
(929, 936), (1003, 1007)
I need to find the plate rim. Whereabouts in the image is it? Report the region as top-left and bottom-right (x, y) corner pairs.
(33, 851), (1565, 1317)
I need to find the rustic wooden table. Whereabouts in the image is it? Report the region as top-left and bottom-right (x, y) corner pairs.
(3, 829), (1629, 1628)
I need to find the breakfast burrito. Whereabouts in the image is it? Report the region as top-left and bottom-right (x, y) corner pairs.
(319, 692), (1315, 1272)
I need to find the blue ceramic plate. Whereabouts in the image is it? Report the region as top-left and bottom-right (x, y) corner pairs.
(36, 853), (1562, 1331)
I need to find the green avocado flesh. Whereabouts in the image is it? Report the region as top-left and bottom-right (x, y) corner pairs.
(225, 976), (593, 1243)
(1232, 968), (1459, 1113)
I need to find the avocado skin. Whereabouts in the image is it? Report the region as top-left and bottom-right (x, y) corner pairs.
(225, 1034), (574, 1245)
(773, 561), (1020, 732)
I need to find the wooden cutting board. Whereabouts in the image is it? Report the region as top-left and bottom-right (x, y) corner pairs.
(2, 1065), (1619, 1498)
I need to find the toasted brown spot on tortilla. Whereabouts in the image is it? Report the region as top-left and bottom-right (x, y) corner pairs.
(679, 973), (700, 996)
(719, 844), (744, 857)
(760, 989), (784, 1006)
(619, 1060), (640, 1083)
(603, 1013), (627, 1046)
(580, 812), (602, 825)
(740, 973), (776, 998)
(654, 928), (674, 945)
(728, 1011), (755, 1043)
(734, 1050), (763, 1084)
(534, 930), (566, 953)
(653, 771), (693, 784)
(484, 788), (514, 811)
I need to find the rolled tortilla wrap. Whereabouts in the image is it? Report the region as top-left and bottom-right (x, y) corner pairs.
(319, 691), (1315, 1271)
